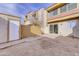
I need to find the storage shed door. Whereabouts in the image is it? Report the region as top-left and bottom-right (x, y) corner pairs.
(9, 20), (19, 41)
(0, 17), (8, 43)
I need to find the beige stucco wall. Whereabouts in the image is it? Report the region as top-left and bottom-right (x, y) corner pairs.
(21, 25), (32, 38)
(73, 20), (79, 38)
(30, 25), (42, 35)
(58, 22), (72, 36)
(37, 8), (49, 34)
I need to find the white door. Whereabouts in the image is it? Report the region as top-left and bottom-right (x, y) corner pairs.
(0, 17), (8, 43)
(9, 20), (19, 41)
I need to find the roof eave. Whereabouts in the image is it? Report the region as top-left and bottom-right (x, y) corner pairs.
(47, 3), (66, 12)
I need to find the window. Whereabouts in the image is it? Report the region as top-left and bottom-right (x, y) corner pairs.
(50, 25), (54, 33)
(49, 9), (58, 17)
(54, 24), (58, 34)
(60, 5), (67, 13)
(50, 24), (58, 34)
(52, 9), (58, 16)
(48, 12), (53, 18)
(67, 3), (77, 11)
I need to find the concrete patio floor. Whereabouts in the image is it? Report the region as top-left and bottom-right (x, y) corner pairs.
(0, 36), (79, 56)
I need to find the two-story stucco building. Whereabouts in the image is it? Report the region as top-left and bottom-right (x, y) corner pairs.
(46, 3), (79, 38)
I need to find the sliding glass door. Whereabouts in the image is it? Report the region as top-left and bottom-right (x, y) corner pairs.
(54, 24), (58, 34)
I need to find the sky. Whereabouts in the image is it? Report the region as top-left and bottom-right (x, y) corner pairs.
(0, 3), (52, 24)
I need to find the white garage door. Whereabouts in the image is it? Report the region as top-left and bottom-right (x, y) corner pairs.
(9, 20), (19, 41)
(0, 17), (8, 43)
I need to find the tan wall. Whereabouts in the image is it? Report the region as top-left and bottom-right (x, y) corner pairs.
(30, 25), (42, 35)
(21, 25), (30, 38)
(21, 24), (41, 39)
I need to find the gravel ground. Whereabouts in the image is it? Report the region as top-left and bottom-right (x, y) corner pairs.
(0, 36), (79, 56)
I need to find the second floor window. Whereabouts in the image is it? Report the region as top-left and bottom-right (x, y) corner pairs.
(52, 9), (58, 16)
(67, 3), (77, 11)
(60, 5), (67, 13)
(48, 9), (58, 17)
